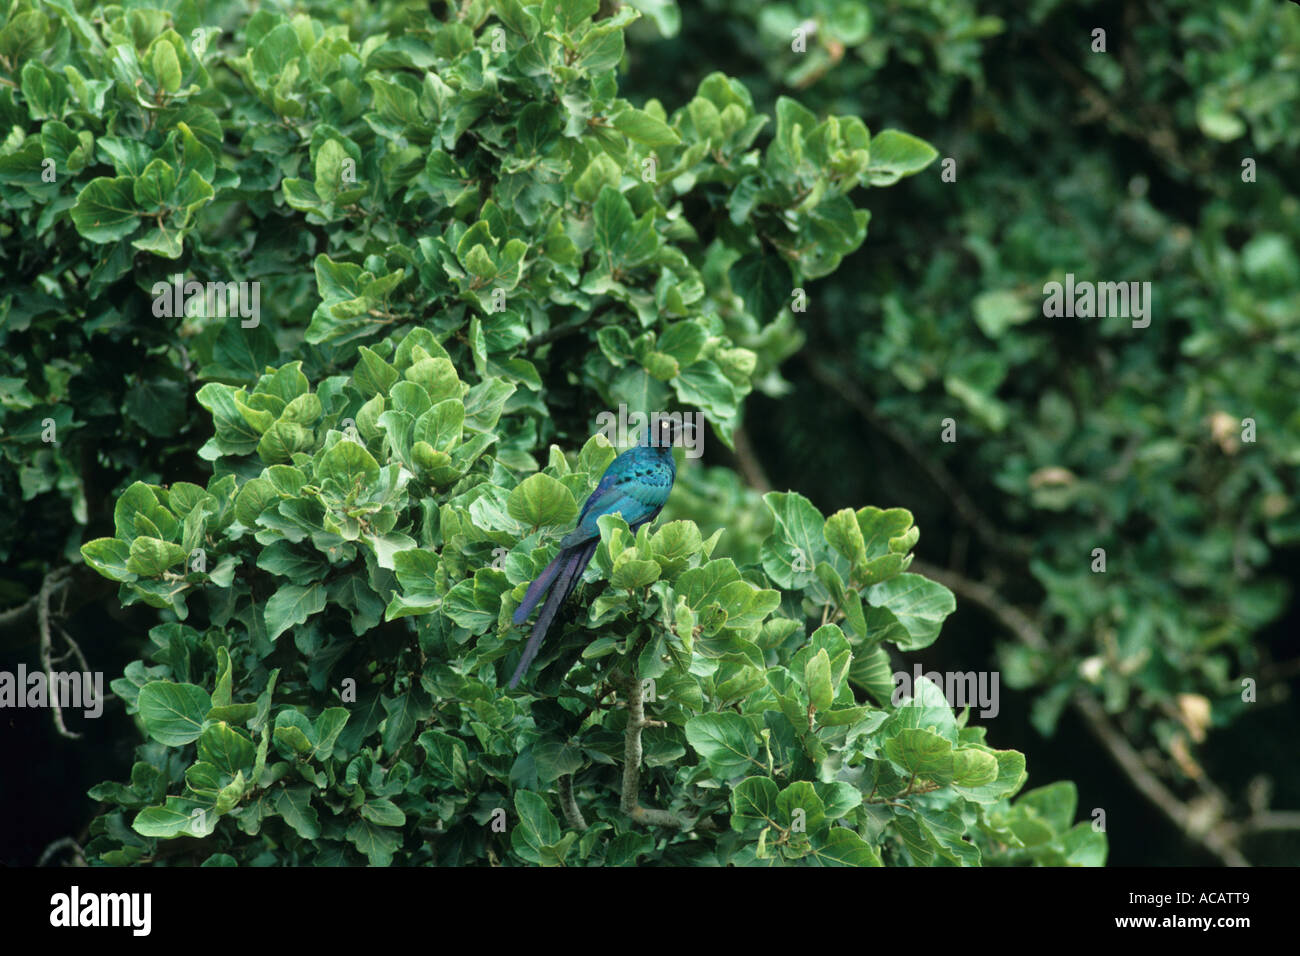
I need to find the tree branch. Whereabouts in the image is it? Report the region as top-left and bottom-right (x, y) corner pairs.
(1239, 811), (1300, 834)
(558, 773), (588, 831)
(0, 565), (113, 651)
(620, 672), (689, 830)
(38, 836), (86, 867)
(913, 558), (1258, 867)
(37, 568), (80, 740)
(0, 566), (73, 631)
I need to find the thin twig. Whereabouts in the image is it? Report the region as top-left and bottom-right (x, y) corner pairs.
(37, 568), (80, 740)
(0, 565), (113, 651)
(0, 566), (74, 630)
(55, 624), (91, 673)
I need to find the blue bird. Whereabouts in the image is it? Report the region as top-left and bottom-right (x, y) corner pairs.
(508, 419), (678, 688)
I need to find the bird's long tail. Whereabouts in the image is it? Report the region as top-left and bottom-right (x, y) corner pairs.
(508, 541), (598, 688)
(512, 550), (565, 626)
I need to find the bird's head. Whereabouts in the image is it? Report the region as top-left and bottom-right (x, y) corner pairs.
(640, 415), (679, 452)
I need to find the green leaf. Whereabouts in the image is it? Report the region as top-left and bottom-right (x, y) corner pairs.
(952, 748), (1000, 788)
(814, 781), (863, 823)
(126, 536), (187, 576)
(729, 776), (779, 832)
(952, 749), (1027, 804)
(512, 790), (564, 865)
(730, 254), (792, 323)
(276, 787), (321, 839)
(578, 28), (624, 72)
(264, 583), (328, 641)
(151, 40), (182, 94)
(418, 730), (470, 789)
(252, 22), (303, 79)
(137, 682), (212, 746)
(611, 550), (661, 589)
(347, 817), (402, 865)
(313, 708), (350, 760)
(81, 538), (135, 582)
(507, 473), (578, 528)
(198, 722), (255, 775)
(532, 741), (586, 783)
(360, 798), (406, 827)
(760, 491), (825, 589)
(495, 0), (540, 37)
(316, 439), (379, 491)
(559, 0), (600, 30)
(883, 728), (955, 783)
(613, 107), (681, 147)
(866, 573), (955, 651)
(132, 799), (215, 839)
(807, 827), (882, 866)
(574, 152), (622, 203)
(273, 724), (313, 756)
(973, 289), (1036, 338)
(824, 508), (867, 567)
(685, 712), (761, 780)
(71, 177), (138, 242)
(776, 781), (827, 835)
(805, 649), (834, 711)
(849, 644), (895, 707)
(867, 130), (938, 185)
(592, 186), (636, 260)
(885, 676), (958, 743)
(314, 139), (348, 203)
(0, 11), (46, 64)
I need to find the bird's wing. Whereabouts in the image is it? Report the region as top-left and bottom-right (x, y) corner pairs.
(561, 474), (671, 547)
(577, 466), (624, 523)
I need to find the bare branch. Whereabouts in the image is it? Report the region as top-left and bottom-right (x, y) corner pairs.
(38, 836), (86, 868)
(0, 565), (73, 631)
(1240, 811), (1300, 834)
(1, 565), (112, 651)
(55, 623), (91, 674)
(37, 568), (80, 740)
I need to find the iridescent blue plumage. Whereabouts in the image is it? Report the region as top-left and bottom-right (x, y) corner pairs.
(508, 422), (677, 688)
